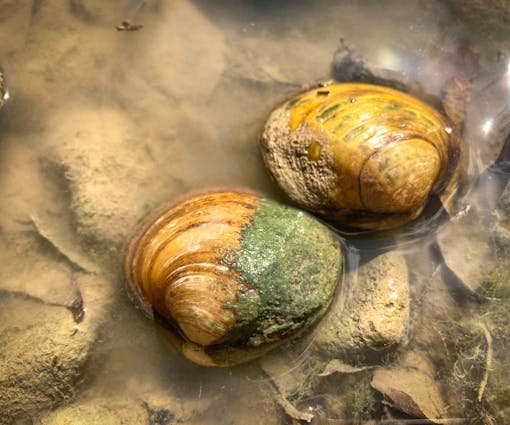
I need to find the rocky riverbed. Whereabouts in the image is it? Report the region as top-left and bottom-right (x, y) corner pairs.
(0, 1), (509, 424)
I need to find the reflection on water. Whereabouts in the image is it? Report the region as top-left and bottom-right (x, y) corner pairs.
(0, 0), (509, 423)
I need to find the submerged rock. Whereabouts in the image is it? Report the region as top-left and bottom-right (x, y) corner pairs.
(39, 398), (149, 425)
(0, 247), (80, 309)
(45, 107), (177, 246)
(436, 211), (496, 293)
(436, 201), (510, 298)
(313, 250), (410, 362)
(0, 296), (92, 424)
(0, 268), (113, 425)
(38, 394), (188, 425)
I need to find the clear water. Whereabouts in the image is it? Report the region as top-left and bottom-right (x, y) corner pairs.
(0, 1), (509, 424)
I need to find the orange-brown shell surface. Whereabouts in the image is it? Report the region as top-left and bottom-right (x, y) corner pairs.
(124, 190), (342, 366)
(260, 83), (460, 229)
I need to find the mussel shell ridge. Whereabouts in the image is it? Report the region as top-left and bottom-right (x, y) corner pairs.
(124, 190), (342, 366)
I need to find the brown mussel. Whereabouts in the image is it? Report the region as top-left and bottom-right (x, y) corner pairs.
(124, 189), (343, 367)
(260, 82), (463, 229)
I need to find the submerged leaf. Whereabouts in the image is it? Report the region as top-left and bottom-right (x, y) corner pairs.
(371, 351), (448, 421)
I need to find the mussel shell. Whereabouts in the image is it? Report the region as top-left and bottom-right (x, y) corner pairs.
(260, 83), (460, 230)
(124, 189), (343, 366)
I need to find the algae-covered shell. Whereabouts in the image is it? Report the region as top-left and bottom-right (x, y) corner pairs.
(260, 83), (460, 230)
(124, 189), (342, 367)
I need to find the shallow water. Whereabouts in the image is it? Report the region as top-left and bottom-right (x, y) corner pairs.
(1, 1), (510, 424)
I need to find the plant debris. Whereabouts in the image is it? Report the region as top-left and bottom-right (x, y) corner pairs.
(318, 359), (375, 377)
(371, 351), (448, 421)
(116, 20), (143, 31)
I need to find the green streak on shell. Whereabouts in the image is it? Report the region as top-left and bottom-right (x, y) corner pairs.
(226, 198), (342, 346)
(343, 124), (366, 142)
(317, 102), (342, 121)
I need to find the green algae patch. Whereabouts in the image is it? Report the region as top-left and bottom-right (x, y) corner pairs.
(478, 263), (510, 299)
(435, 254), (510, 423)
(226, 198), (342, 347)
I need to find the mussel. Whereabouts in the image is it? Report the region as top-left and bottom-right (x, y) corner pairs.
(260, 82), (462, 229)
(124, 189), (342, 366)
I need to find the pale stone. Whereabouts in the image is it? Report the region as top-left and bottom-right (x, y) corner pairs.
(0, 297), (93, 424)
(0, 271), (113, 425)
(436, 211), (495, 293)
(45, 106), (173, 245)
(314, 250), (410, 360)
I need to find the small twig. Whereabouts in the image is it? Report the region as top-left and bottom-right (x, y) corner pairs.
(477, 322), (493, 402)
(318, 359), (375, 376)
(268, 384), (313, 423)
(116, 20), (143, 31)
(116, 0), (147, 31)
